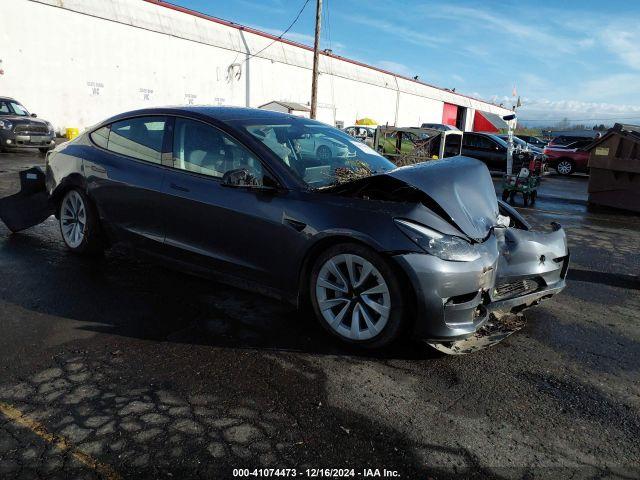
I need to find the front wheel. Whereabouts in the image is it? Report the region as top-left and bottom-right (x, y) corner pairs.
(309, 243), (405, 349)
(59, 188), (104, 255)
(316, 145), (332, 161)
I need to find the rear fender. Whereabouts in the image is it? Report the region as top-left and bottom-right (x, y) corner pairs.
(50, 173), (88, 217)
(0, 167), (54, 232)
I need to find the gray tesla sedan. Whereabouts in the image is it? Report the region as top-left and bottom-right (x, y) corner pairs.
(0, 107), (569, 350)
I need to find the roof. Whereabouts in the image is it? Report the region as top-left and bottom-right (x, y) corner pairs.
(585, 123), (640, 151)
(258, 101), (311, 112)
(478, 111), (508, 130)
(548, 130), (599, 138)
(99, 105), (321, 124)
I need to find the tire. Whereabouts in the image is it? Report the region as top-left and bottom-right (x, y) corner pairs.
(316, 145), (332, 161)
(58, 188), (104, 255)
(501, 189), (509, 201)
(309, 242), (405, 349)
(556, 159), (574, 176)
(530, 190), (537, 205)
(522, 192), (530, 207)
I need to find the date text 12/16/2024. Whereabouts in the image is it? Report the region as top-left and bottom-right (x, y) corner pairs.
(233, 468), (401, 477)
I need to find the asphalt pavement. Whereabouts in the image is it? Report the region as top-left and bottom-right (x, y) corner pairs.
(0, 149), (639, 479)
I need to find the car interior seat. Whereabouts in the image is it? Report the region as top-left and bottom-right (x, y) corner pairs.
(183, 124), (226, 176)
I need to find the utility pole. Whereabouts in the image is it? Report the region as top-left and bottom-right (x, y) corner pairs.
(310, 0), (322, 119)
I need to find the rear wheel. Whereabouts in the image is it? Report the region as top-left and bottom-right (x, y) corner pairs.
(501, 189), (509, 201)
(309, 243), (404, 349)
(522, 192), (530, 207)
(556, 159), (574, 176)
(59, 188), (104, 255)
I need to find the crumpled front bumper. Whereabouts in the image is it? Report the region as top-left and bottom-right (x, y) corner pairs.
(393, 224), (569, 342)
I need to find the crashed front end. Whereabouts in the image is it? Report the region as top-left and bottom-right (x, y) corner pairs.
(383, 158), (569, 342)
(327, 156), (569, 343)
(394, 220), (568, 342)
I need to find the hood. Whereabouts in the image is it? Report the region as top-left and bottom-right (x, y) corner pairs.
(0, 115), (48, 125)
(385, 156), (499, 241)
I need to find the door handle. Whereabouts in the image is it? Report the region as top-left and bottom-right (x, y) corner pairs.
(90, 165), (106, 174)
(170, 183), (190, 192)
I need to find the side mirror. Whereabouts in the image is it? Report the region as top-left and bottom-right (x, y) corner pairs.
(222, 168), (259, 187)
(221, 168), (278, 191)
(31, 113), (37, 118)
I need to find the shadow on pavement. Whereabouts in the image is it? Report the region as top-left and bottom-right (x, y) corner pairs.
(0, 227), (434, 361)
(569, 268), (640, 290)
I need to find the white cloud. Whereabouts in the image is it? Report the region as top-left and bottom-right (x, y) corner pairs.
(375, 60), (415, 78)
(517, 98), (640, 125)
(421, 5), (593, 56)
(600, 28), (640, 70)
(249, 25), (345, 51)
(345, 15), (445, 49)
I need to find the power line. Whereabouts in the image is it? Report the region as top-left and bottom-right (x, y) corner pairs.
(239, 0), (312, 65)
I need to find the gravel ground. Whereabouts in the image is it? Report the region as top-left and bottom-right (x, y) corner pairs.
(0, 149), (639, 479)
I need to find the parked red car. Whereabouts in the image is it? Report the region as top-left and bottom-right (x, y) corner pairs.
(543, 139), (591, 176)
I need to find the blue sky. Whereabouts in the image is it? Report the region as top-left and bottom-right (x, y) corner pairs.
(180, 0), (640, 126)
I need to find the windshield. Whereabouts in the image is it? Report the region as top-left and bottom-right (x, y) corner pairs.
(0, 100), (29, 116)
(233, 118), (396, 188)
(489, 135), (509, 148)
(504, 136), (529, 147)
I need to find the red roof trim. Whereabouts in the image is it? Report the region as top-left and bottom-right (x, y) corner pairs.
(142, 0), (499, 108)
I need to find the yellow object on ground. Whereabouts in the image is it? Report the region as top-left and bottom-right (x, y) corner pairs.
(355, 118), (377, 126)
(65, 128), (79, 140)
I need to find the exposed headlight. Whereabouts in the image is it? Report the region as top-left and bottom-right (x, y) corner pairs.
(394, 219), (481, 262)
(0, 120), (13, 130)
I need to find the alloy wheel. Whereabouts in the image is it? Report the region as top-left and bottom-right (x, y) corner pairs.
(317, 145), (332, 161)
(315, 254), (391, 341)
(60, 190), (87, 248)
(557, 161), (572, 175)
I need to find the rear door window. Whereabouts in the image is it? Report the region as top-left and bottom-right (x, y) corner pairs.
(107, 116), (167, 164)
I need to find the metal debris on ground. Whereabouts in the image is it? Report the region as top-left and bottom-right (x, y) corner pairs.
(426, 311), (526, 355)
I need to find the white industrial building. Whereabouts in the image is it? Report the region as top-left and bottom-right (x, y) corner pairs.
(0, 0), (512, 134)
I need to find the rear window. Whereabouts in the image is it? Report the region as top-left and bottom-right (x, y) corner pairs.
(90, 126), (110, 149)
(106, 117), (166, 163)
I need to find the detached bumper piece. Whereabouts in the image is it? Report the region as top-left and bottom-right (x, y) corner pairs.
(0, 167), (54, 232)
